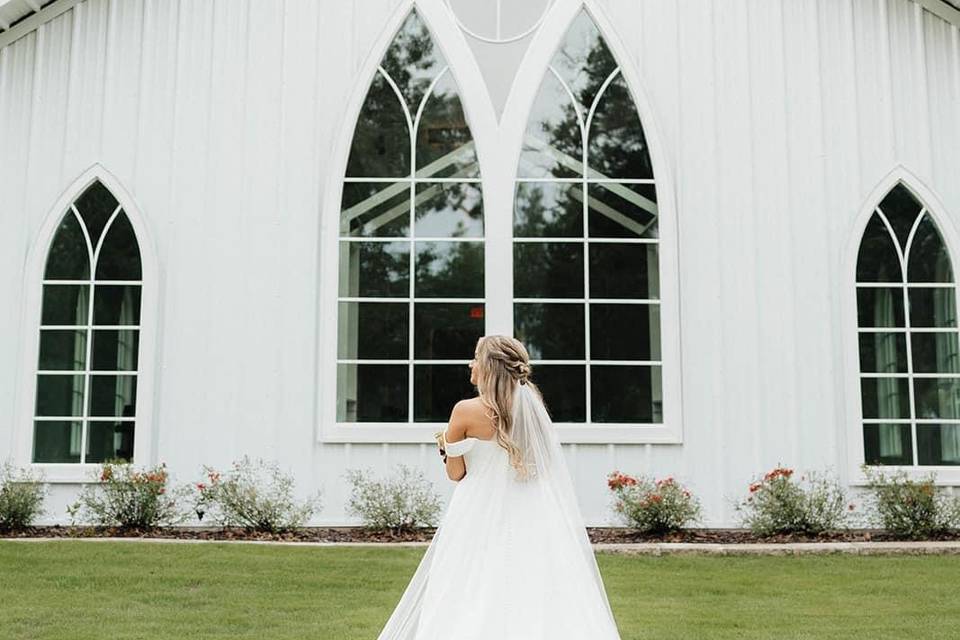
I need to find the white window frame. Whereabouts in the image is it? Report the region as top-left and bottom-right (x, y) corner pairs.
(13, 164), (159, 483)
(317, 0), (683, 444)
(843, 165), (960, 485)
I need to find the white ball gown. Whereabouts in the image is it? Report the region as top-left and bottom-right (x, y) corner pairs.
(376, 381), (622, 640)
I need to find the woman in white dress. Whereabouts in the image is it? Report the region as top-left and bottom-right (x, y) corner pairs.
(376, 335), (622, 640)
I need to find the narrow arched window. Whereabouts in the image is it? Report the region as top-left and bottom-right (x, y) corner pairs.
(513, 11), (659, 424)
(857, 183), (960, 466)
(337, 10), (484, 423)
(33, 180), (142, 463)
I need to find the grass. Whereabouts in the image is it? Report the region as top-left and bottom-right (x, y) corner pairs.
(0, 541), (958, 639)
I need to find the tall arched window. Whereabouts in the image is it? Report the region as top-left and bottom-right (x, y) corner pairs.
(513, 10), (660, 424)
(856, 182), (960, 466)
(33, 180), (142, 463)
(337, 10), (484, 423)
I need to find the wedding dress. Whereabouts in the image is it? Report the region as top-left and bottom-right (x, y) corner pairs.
(376, 381), (622, 640)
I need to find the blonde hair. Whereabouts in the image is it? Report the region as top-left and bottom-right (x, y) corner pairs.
(473, 335), (546, 479)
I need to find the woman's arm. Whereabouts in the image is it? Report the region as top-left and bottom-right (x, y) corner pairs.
(443, 402), (469, 482)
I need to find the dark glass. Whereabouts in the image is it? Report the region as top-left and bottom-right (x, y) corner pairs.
(41, 285), (89, 326)
(591, 365), (662, 422)
(44, 213), (90, 280)
(908, 287), (956, 328)
(87, 420), (135, 463)
(587, 74), (653, 179)
(338, 241), (409, 298)
(414, 364), (475, 421)
(588, 183), (658, 238)
(911, 332), (960, 374)
(856, 214), (902, 282)
(415, 183), (483, 238)
(415, 73), (478, 179)
(337, 364), (408, 422)
(518, 72), (583, 179)
(589, 243), (659, 299)
(32, 421), (82, 463)
(380, 11), (447, 115)
(95, 212), (142, 280)
(35, 374), (85, 417)
(855, 287), (904, 328)
(860, 377), (910, 419)
(338, 302), (408, 359)
(877, 183), (923, 252)
(414, 303), (484, 359)
(38, 330), (87, 370)
(88, 375), (137, 418)
(914, 378), (960, 420)
(513, 243), (583, 298)
(345, 72), (410, 178)
(862, 423), (913, 465)
(528, 364), (585, 422)
(857, 332), (907, 373)
(414, 241), (484, 298)
(74, 181), (119, 248)
(91, 330), (140, 371)
(917, 424), (960, 465)
(514, 303), (584, 359)
(590, 304), (661, 361)
(93, 285), (142, 326)
(341, 182), (410, 237)
(907, 215), (953, 283)
(513, 182), (582, 238)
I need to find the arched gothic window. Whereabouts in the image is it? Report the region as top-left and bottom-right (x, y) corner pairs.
(513, 11), (660, 424)
(856, 183), (960, 466)
(33, 180), (142, 463)
(337, 10), (484, 423)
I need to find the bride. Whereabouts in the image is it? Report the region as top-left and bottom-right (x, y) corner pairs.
(376, 335), (622, 639)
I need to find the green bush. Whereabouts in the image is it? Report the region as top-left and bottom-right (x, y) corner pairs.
(859, 464), (960, 539)
(607, 471), (702, 534)
(67, 461), (187, 529)
(733, 465), (849, 536)
(0, 462), (48, 529)
(345, 464), (442, 534)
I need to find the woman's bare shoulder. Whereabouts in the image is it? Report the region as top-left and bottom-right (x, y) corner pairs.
(453, 397), (496, 439)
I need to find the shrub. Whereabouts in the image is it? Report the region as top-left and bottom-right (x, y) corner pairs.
(0, 462), (48, 529)
(859, 464), (960, 539)
(607, 470), (702, 534)
(194, 456), (322, 533)
(67, 461), (187, 529)
(345, 464), (442, 534)
(733, 465), (849, 536)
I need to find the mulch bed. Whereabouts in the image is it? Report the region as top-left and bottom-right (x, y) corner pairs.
(2, 525), (959, 543)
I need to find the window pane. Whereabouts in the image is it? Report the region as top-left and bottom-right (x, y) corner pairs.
(587, 74), (653, 180)
(38, 330), (87, 371)
(88, 375), (137, 418)
(95, 212), (142, 280)
(415, 72), (478, 179)
(860, 377), (910, 419)
(911, 332), (960, 374)
(877, 184), (923, 252)
(86, 420), (135, 463)
(74, 181), (119, 248)
(414, 303), (484, 359)
(591, 365), (662, 423)
(338, 241), (409, 298)
(588, 183), (658, 239)
(340, 183), (410, 238)
(917, 424), (960, 465)
(590, 304), (660, 361)
(908, 287), (956, 328)
(589, 243), (659, 299)
(414, 364), (475, 421)
(908, 215), (953, 283)
(344, 72), (410, 178)
(414, 182), (483, 238)
(862, 423), (913, 465)
(414, 241), (484, 298)
(857, 332), (907, 373)
(32, 420), (82, 463)
(380, 11), (447, 116)
(914, 378), (960, 420)
(550, 12), (617, 111)
(337, 364), (408, 422)
(856, 288), (905, 328)
(91, 330), (140, 371)
(514, 303), (584, 359)
(514, 182), (582, 238)
(93, 285), (141, 326)
(41, 285), (89, 326)
(337, 302), (408, 359)
(35, 374), (85, 417)
(518, 72), (583, 179)
(513, 243), (583, 298)
(44, 213), (90, 280)
(856, 213), (902, 283)
(529, 364), (585, 422)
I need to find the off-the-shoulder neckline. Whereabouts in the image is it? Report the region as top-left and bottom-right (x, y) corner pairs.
(446, 434), (497, 444)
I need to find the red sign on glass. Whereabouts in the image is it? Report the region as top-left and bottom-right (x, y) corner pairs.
(469, 307), (484, 319)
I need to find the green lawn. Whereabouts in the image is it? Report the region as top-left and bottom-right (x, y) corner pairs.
(1, 541), (957, 639)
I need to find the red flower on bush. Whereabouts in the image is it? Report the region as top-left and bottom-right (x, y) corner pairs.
(607, 471), (638, 491)
(763, 466), (794, 482)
